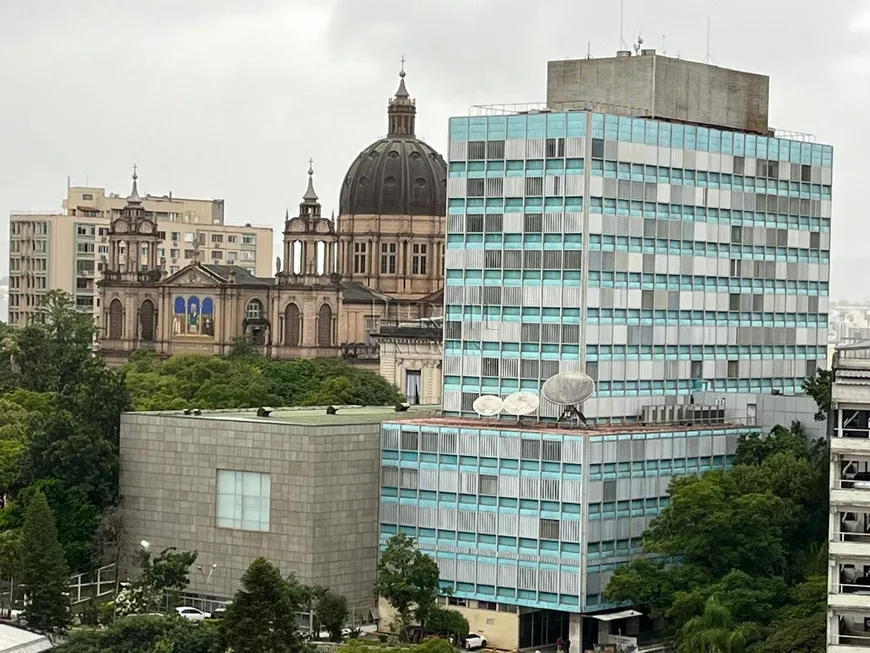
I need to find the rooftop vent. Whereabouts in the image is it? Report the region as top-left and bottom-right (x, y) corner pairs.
(616, 50), (632, 57)
(641, 48), (656, 56)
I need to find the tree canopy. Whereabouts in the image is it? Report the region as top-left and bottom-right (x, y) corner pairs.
(21, 490), (70, 633)
(803, 369), (832, 422)
(0, 291), (129, 576)
(376, 533), (448, 641)
(124, 351), (404, 410)
(605, 423), (828, 652)
(220, 557), (304, 653)
(57, 614), (222, 653)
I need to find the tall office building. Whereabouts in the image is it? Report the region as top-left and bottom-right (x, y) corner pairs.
(9, 185), (272, 326)
(378, 52), (832, 652)
(443, 53), (832, 421)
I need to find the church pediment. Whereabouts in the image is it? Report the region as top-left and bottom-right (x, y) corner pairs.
(162, 264), (224, 288)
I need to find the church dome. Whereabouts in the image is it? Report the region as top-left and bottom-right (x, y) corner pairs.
(339, 70), (447, 217)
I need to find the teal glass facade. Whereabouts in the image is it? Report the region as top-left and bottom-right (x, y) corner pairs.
(378, 107), (829, 614)
(379, 421), (759, 611)
(442, 111), (833, 420)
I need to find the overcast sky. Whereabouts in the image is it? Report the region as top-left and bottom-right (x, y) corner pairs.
(0, 0), (866, 298)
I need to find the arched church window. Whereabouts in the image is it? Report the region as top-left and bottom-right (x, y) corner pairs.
(108, 299), (123, 340)
(284, 303), (300, 347)
(317, 304), (333, 347)
(139, 300), (156, 341)
(246, 299), (264, 320)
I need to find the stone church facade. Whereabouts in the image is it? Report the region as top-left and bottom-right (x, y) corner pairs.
(98, 70), (445, 386)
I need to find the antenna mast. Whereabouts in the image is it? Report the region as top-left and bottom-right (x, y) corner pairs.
(619, 0), (627, 49)
(705, 17), (712, 64)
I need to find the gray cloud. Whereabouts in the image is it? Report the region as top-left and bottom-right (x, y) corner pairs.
(0, 0), (865, 298)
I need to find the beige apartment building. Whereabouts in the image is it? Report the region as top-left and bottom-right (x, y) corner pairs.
(8, 184), (272, 326)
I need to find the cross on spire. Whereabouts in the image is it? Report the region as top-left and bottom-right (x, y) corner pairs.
(400, 55), (406, 76)
(308, 158), (314, 174)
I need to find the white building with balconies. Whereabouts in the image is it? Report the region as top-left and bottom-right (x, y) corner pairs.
(829, 341), (870, 651)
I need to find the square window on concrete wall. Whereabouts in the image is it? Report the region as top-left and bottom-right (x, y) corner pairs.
(216, 469), (271, 532)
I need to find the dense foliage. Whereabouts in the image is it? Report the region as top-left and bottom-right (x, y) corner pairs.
(376, 533), (462, 642)
(605, 423), (828, 653)
(21, 491), (70, 633)
(220, 557), (305, 653)
(124, 350), (404, 410)
(803, 369), (832, 422)
(115, 547), (199, 617)
(57, 614), (222, 653)
(0, 291), (129, 580)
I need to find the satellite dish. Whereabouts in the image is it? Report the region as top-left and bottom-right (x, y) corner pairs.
(542, 372), (596, 428)
(503, 392), (540, 422)
(473, 395), (504, 418)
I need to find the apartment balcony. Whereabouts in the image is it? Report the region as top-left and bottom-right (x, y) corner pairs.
(832, 478), (870, 510)
(833, 528), (870, 559)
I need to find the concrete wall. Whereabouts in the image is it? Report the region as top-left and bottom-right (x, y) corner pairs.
(119, 413), (382, 608)
(377, 599), (519, 651)
(547, 55), (770, 134)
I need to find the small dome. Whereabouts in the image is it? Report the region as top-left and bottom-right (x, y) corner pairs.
(339, 68), (446, 217)
(340, 138), (446, 216)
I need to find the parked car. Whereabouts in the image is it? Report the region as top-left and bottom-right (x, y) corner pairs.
(464, 633), (487, 649)
(175, 606), (211, 622)
(212, 602), (231, 619)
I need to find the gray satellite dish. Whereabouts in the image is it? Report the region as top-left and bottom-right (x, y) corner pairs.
(542, 372), (596, 427)
(473, 395), (504, 418)
(503, 392), (540, 423)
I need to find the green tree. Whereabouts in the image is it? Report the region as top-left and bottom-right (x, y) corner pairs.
(676, 596), (761, 653)
(21, 491), (69, 633)
(425, 605), (469, 642)
(605, 422), (829, 648)
(116, 546), (197, 616)
(57, 614), (222, 653)
(414, 638), (458, 653)
(803, 368), (832, 421)
(376, 533), (443, 641)
(221, 557), (302, 653)
(316, 590), (349, 642)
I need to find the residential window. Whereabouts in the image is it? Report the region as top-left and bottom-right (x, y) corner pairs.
(77, 243), (95, 254)
(211, 234), (224, 243)
(170, 249), (179, 258)
(212, 250), (223, 259)
(98, 227), (109, 237)
(412, 244), (428, 275)
(228, 235), (238, 244)
(82, 193), (94, 201)
(353, 242), (367, 274)
(184, 233), (195, 243)
(381, 243), (397, 274)
(216, 470), (270, 532)
(240, 251), (255, 261)
(184, 249), (196, 259)
(157, 231), (166, 240)
(242, 233), (256, 245)
(171, 232), (180, 242)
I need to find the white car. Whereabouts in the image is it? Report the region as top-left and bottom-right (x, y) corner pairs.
(465, 633), (487, 650)
(175, 606), (211, 622)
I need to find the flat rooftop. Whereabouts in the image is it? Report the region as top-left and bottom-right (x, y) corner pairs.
(386, 416), (753, 435)
(128, 404), (441, 427)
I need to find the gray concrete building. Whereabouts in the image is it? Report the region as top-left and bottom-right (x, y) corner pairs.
(547, 51), (770, 135)
(119, 405), (438, 609)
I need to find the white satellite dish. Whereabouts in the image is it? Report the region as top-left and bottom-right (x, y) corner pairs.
(503, 392), (540, 422)
(473, 395), (504, 418)
(541, 372), (596, 427)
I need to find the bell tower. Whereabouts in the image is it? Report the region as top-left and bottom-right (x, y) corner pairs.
(279, 162), (338, 282)
(106, 166), (160, 281)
